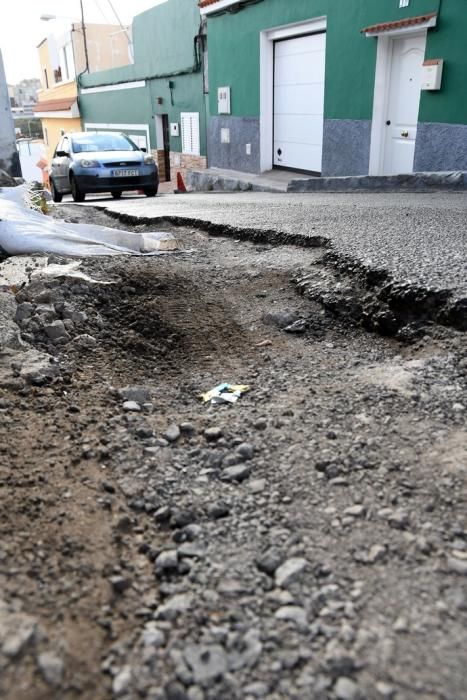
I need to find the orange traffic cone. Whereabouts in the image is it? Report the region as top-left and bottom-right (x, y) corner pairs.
(176, 171), (187, 193)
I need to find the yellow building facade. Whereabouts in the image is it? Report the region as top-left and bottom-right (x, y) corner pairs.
(34, 23), (130, 166)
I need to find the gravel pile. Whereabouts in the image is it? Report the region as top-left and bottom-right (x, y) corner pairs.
(0, 210), (465, 700)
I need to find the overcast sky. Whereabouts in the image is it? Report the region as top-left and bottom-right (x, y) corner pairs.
(0, 0), (168, 84)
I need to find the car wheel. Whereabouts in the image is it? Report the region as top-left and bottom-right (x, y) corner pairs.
(50, 179), (62, 203)
(70, 175), (85, 202)
(144, 186), (158, 197)
(111, 191), (122, 199)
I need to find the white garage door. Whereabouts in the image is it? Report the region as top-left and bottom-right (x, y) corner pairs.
(273, 32), (326, 173)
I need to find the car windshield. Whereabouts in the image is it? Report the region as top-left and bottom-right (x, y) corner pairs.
(71, 133), (138, 153)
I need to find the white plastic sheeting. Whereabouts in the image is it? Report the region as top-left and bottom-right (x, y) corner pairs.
(0, 185), (178, 257)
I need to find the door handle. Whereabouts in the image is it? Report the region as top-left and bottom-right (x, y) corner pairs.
(401, 130), (409, 138)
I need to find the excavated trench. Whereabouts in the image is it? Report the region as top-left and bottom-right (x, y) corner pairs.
(0, 204), (466, 700)
(100, 206), (467, 336)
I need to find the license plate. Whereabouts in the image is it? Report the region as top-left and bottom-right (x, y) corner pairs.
(112, 169), (139, 177)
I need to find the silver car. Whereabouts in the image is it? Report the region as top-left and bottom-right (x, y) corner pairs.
(49, 131), (159, 202)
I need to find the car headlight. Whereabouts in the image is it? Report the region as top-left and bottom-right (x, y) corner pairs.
(80, 159), (100, 168)
(143, 155), (155, 165)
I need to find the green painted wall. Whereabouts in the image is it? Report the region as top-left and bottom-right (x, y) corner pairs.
(418, 0), (467, 123)
(207, 0), (467, 125)
(78, 0), (206, 154)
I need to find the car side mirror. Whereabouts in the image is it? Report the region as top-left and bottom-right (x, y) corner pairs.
(141, 147), (147, 153)
(56, 150), (69, 157)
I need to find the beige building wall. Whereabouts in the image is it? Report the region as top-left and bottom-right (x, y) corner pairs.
(35, 23), (130, 167)
(72, 23), (131, 74)
(37, 39), (54, 91)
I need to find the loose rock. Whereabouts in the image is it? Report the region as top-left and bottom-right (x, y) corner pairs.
(275, 557), (308, 588)
(184, 644), (227, 684)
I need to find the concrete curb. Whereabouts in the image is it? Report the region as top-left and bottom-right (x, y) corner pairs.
(288, 171), (467, 193)
(186, 170), (285, 194)
(186, 169), (467, 195)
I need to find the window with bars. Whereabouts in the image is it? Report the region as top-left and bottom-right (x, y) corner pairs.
(180, 112), (200, 156)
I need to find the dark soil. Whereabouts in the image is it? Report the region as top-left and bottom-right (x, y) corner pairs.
(0, 204), (466, 700)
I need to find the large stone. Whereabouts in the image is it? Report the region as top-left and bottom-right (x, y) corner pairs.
(122, 400), (141, 412)
(221, 464), (251, 482)
(15, 302), (34, 322)
(118, 385), (153, 404)
(141, 622), (165, 648)
(155, 593), (193, 621)
(184, 644), (227, 684)
(43, 320), (69, 343)
(447, 556), (467, 576)
(18, 349), (59, 385)
(37, 651), (64, 687)
(255, 548), (283, 576)
(263, 310), (300, 329)
(73, 333), (97, 349)
(112, 666), (132, 697)
(0, 610), (38, 658)
(204, 426), (223, 441)
(0, 293), (26, 350)
(334, 677), (360, 700)
(275, 557), (309, 588)
(154, 549), (178, 574)
(236, 442), (255, 460)
(388, 509), (410, 530)
(228, 629), (262, 670)
(164, 424), (181, 442)
(275, 605), (308, 630)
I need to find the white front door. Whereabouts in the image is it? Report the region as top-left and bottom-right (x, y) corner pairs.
(382, 33), (425, 175)
(273, 32), (326, 173)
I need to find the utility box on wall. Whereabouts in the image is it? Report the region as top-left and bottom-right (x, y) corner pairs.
(170, 122), (180, 136)
(421, 59), (444, 90)
(218, 86), (231, 114)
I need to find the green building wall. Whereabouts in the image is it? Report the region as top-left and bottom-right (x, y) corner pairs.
(205, 0), (467, 175)
(78, 0), (206, 163)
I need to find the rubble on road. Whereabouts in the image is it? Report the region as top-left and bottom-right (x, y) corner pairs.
(0, 204), (465, 700)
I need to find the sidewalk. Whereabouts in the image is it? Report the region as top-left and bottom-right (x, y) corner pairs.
(187, 167), (467, 194)
(186, 167), (312, 193)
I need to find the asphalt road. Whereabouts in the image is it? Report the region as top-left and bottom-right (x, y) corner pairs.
(75, 190), (467, 303)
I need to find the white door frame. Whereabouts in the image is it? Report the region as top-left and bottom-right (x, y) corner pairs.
(368, 16), (436, 175)
(260, 16), (327, 173)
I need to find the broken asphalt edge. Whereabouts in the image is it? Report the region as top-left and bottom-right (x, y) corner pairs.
(97, 206), (466, 337)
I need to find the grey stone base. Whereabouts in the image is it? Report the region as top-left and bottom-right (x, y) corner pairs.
(288, 171), (467, 193)
(322, 119), (371, 176)
(207, 117), (260, 174)
(415, 122), (467, 172)
(186, 170), (282, 193)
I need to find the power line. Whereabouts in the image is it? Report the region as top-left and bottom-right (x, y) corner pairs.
(93, 0), (112, 24)
(106, 0), (130, 41)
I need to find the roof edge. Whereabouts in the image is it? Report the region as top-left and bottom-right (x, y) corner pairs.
(361, 12), (437, 35)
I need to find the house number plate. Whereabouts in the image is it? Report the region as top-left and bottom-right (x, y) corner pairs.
(112, 169), (139, 177)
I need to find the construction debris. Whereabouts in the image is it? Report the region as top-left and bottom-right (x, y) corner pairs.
(199, 383), (250, 404)
(0, 185), (180, 257)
